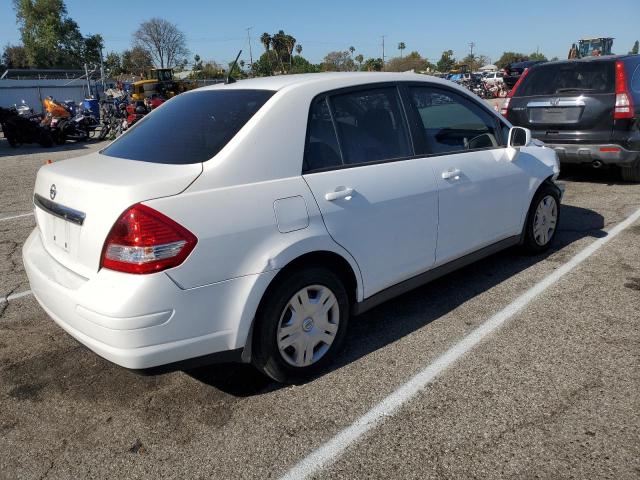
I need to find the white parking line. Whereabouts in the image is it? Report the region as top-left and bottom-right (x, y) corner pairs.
(280, 206), (640, 480)
(0, 212), (34, 222)
(0, 289), (33, 304)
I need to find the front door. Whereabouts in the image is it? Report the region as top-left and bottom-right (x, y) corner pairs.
(302, 87), (439, 298)
(405, 85), (530, 264)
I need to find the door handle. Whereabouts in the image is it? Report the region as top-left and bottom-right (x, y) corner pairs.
(325, 187), (354, 201)
(441, 168), (462, 180)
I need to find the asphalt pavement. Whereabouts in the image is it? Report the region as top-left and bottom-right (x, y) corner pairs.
(0, 138), (638, 480)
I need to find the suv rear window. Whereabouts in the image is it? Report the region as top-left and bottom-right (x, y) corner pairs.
(101, 89), (274, 164)
(516, 62), (615, 97)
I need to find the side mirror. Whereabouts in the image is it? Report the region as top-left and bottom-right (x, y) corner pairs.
(506, 126), (531, 161)
(508, 126), (531, 148)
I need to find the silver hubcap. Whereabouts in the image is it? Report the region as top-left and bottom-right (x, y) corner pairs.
(533, 195), (558, 246)
(277, 285), (340, 368)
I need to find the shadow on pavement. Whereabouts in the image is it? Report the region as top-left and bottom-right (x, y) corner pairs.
(0, 136), (104, 157)
(188, 203), (605, 396)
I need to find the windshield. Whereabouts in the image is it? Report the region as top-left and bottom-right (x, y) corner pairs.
(101, 89), (274, 164)
(516, 62), (615, 96)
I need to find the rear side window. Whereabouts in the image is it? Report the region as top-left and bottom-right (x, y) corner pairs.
(304, 98), (342, 171)
(632, 63), (640, 93)
(101, 90), (274, 164)
(516, 62), (615, 96)
(329, 87), (412, 165)
(408, 87), (501, 154)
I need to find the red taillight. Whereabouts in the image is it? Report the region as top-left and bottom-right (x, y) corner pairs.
(614, 60), (634, 120)
(101, 204), (197, 274)
(501, 67), (530, 117)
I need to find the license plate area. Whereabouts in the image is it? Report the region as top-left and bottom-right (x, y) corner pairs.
(52, 216), (71, 251)
(528, 106), (582, 124)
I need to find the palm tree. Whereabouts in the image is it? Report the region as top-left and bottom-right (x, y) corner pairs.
(260, 33), (271, 52)
(295, 44), (302, 56)
(398, 42), (406, 58)
(260, 33), (272, 74)
(355, 53), (364, 70)
(349, 46), (355, 57)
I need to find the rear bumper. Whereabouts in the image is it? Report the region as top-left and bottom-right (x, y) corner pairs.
(22, 228), (275, 369)
(546, 143), (639, 165)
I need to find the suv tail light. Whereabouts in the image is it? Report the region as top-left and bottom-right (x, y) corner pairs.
(614, 60), (634, 119)
(101, 204), (197, 274)
(500, 67), (530, 117)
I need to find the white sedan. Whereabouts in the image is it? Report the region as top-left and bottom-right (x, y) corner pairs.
(23, 72), (562, 383)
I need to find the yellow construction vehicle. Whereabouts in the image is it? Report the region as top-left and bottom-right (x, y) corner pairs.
(131, 68), (195, 102)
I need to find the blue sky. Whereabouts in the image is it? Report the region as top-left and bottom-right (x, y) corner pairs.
(1, 0), (638, 66)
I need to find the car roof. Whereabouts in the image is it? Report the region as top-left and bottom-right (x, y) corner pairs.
(540, 54), (638, 66)
(197, 72), (458, 93)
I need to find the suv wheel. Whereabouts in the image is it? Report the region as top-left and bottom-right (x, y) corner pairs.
(521, 184), (560, 254)
(252, 267), (349, 383)
(621, 158), (640, 183)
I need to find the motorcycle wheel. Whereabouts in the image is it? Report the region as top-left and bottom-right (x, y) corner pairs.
(6, 135), (18, 147)
(37, 130), (54, 148)
(98, 125), (110, 140)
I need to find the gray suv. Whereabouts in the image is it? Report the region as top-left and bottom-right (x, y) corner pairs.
(502, 55), (640, 181)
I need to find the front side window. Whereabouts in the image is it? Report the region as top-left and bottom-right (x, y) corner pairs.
(101, 89), (274, 164)
(409, 86), (500, 155)
(329, 87), (412, 165)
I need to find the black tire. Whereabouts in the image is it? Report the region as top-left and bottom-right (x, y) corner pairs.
(621, 158), (640, 183)
(521, 183), (561, 254)
(37, 130), (53, 148)
(252, 267), (350, 383)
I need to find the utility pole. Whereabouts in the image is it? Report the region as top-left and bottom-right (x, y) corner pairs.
(246, 27), (254, 69)
(468, 41), (475, 57)
(381, 35), (386, 65)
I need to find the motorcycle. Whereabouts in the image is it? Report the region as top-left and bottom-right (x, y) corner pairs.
(41, 97), (95, 144)
(0, 106), (53, 147)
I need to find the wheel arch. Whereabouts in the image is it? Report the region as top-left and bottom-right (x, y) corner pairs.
(239, 249), (362, 362)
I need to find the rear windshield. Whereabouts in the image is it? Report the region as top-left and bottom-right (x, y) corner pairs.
(516, 62), (615, 97)
(101, 89), (274, 164)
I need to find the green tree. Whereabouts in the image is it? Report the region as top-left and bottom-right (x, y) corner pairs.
(133, 18), (188, 68)
(103, 51), (121, 76)
(362, 57), (383, 71)
(193, 54), (203, 71)
(398, 42), (406, 58)
(251, 50), (278, 76)
(13, 0), (102, 68)
(349, 46), (355, 57)
(436, 49), (456, 72)
(1, 43), (29, 69)
(290, 55), (320, 74)
(631, 40), (639, 54)
(295, 44), (302, 55)
(496, 51), (528, 69)
(355, 53), (364, 69)
(529, 52), (547, 62)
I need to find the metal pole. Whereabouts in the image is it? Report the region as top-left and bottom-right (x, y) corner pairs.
(84, 63), (91, 98)
(381, 35), (386, 66)
(246, 27), (254, 69)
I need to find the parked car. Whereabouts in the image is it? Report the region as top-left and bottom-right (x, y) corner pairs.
(501, 55), (640, 181)
(23, 73), (562, 383)
(483, 71), (505, 85)
(503, 60), (546, 89)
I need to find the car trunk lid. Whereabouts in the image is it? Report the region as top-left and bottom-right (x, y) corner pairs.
(33, 152), (202, 279)
(508, 61), (616, 143)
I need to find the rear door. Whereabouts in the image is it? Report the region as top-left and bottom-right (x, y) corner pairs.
(508, 61), (616, 143)
(302, 86), (439, 298)
(405, 84), (530, 264)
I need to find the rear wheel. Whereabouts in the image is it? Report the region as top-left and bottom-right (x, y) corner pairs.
(252, 267), (349, 383)
(521, 184), (560, 254)
(621, 158), (640, 183)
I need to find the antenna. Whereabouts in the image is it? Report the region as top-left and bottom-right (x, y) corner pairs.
(226, 50), (243, 84)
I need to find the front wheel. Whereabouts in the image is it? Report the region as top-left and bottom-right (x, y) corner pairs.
(252, 267), (349, 383)
(521, 184), (560, 254)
